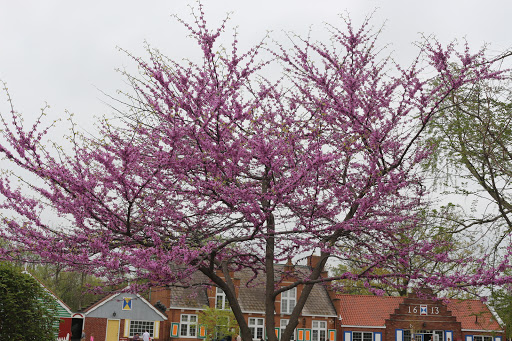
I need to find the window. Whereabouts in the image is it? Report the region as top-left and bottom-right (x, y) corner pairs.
(216, 287), (228, 309)
(281, 287), (297, 314)
(180, 314), (198, 337)
(280, 319), (295, 341)
(352, 332), (372, 341)
(434, 331), (444, 341)
(474, 336), (493, 341)
(129, 321), (154, 337)
(249, 317), (264, 340)
(404, 331), (411, 341)
(311, 321), (327, 341)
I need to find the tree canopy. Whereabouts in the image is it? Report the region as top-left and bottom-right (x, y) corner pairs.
(28, 264), (104, 311)
(0, 262), (58, 340)
(0, 5), (506, 341)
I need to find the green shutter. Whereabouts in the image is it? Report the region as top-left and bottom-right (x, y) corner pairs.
(328, 329), (337, 341)
(198, 325), (207, 339)
(305, 329), (312, 341)
(171, 322), (180, 337)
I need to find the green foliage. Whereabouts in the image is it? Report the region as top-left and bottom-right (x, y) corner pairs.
(28, 264), (103, 311)
(0, 262), (59, 340)
(198, 306), (240, 341)
(490, 287), (512, 339)
(425, 79), (512, 238)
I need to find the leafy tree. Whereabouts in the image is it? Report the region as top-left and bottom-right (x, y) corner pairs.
(0, 5), (504, 341)
(489, 285), (512, 339)
(29, 264), (103, 311)
(0, 262), (58, 340)
(426, 78), (512, 239)
(198, 306), (239, 341)
(425, 75), (512, 335)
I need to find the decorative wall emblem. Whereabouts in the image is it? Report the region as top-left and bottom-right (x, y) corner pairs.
(123, 297), (133, 310)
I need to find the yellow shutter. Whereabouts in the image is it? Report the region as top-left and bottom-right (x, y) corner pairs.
(154, 321), (160, 338)
(124, 319), (131, 337)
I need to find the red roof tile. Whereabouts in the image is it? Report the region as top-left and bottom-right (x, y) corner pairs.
(337, 295), (404, 326)
(447, 299), (502, 331)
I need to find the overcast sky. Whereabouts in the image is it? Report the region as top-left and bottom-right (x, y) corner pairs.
(0, 0), (510, 130)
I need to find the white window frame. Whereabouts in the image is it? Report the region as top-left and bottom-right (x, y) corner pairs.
(129, 320), (155, 337)
(249, 317), (265, 340)
(180, 314), (198, 338)
(434, 331), (444, 341)
(311, 320), (327, 341)
(280, 319), (296, 341)
(216, 287), (228, 309)
(281, 287), (297, 314)
(353, 332), (373, 341)
(474, 336), (493, 341)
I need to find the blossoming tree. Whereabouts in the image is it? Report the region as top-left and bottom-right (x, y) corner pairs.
(0, 6), (506, 341)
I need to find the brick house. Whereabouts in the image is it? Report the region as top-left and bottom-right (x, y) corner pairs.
(149, 257), (339, 341)
(82, 292), (167, 341)
(336, 290), (505, 341)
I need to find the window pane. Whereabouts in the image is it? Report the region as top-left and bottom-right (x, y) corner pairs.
(180, 314), (198, 337)
(129, 321), (154, 337)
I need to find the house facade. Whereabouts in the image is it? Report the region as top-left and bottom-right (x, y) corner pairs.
(336, 290), (504, 341)
(149, 257), (339, 341)
(83, 292), (167, 341)
(149, 267), (505, 341)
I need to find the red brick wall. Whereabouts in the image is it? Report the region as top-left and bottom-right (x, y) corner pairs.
(84, 317), (107, 341)
(383, 294), (462, 341)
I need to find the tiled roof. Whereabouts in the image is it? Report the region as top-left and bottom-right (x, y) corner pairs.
(337, 294), (404, 326)
(171, 286), (210, 309)
(237, 269), (266, 312)
(168, 265), (337, 316)
(303, 283), (337, 316)
(447, 299), (502, 331)
(336, 294), (502, 331)
(169, 270), (211, 308)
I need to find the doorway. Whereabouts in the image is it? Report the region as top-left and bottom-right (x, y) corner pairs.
(71, 318), (84, 341)
(106, 319), (120, 341)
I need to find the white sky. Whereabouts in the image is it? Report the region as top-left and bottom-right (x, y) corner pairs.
(0, 0), (510, 130)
